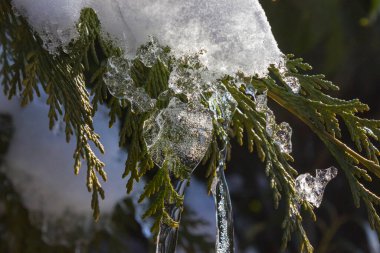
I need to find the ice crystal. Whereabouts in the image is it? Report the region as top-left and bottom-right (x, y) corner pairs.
(254, 91), (293, 154)
(103, 57), (155, 112)
(295, 167), (338, 208)
(273, 122), (292, 154)
(168, 51), (213, 102)
(245, 84), (256, 99)
(278, 60), (301, 93)
(136, 36), (166, 67)
(143, 98), (213, 171)
(254, 91), (268, 113)
(208, 85), (237, 127)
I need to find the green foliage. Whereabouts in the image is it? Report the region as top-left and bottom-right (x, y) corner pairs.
(0, 2), (118, 221)
(2, 1), (380, 252)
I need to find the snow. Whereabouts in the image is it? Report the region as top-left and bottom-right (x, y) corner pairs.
(0, 92), (127, 217)
(0, 91), (216, 238)
(11, 0), (283, 77)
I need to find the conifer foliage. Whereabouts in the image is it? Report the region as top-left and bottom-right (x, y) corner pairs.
(1, 1), (380, 252)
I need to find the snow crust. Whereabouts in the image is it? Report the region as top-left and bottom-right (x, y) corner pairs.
(11, 0), (283, 77)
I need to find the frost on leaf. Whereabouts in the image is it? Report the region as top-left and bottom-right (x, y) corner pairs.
(143, 98), (213, 172)
(103, 56), (155, 112)
(295, 167), (338, 208)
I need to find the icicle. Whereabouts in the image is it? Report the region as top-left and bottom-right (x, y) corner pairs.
(206, 77), (236, 253)
(142, 98), (213, 253)
(295, 167), (338, 207)
(156, 179), (188, 253)
(211, 145), (235, 253)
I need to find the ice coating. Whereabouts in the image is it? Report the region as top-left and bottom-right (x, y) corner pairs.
(255, 91), (293, 154)
(136, 36), (167, 68)
(273, 122), (292, 154)
(142, 98), (213, 170)
(103, 56), (155, 112)
(168, 52), (211, 101)
(278, 62), (301, 93)
(295, 167), (338, 208)
(208, 88), (237, 126)
(11, 0), (283, 76)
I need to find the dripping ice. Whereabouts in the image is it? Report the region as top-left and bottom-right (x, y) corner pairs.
(295, 167), (338, 208)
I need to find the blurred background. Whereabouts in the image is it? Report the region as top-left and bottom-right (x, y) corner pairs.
(1, 0), (380, 252)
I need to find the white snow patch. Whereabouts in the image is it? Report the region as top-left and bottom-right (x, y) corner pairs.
(0, 92), (127, 217)
(11, 0), (283, 77)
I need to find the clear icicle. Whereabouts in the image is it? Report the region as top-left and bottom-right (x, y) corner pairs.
(156, 179), (188, 253)
(295, 167), (338, 207)
(211, 146), (235, 253)
(142, 98), (213, 253)
(208, 87), (236, 252)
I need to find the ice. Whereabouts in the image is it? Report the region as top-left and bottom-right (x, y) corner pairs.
(208, 84), (237, 126)
(255, 91), (268, 113)
(142, 98), (213, 171)
(265, 109), (276, 137)
(245, 84), (256, 99)
(168, 52), (210, 102)
(273, 122), (292, 154)
(136, 36), (167, 67)
(278, 60), (301, 93)
(103, 56), (156, 112)
(253, 91), (293, 154)
(11, 0), (283, 76)
(295, 167), (338, 208)
(211, 146), (235, 253)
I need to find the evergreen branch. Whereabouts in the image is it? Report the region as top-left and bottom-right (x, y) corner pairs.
(0, 0), (108, 220)
(224, 80), (315, 252)
(262, 55), (380, 240)
(138, 160), (184, 233)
